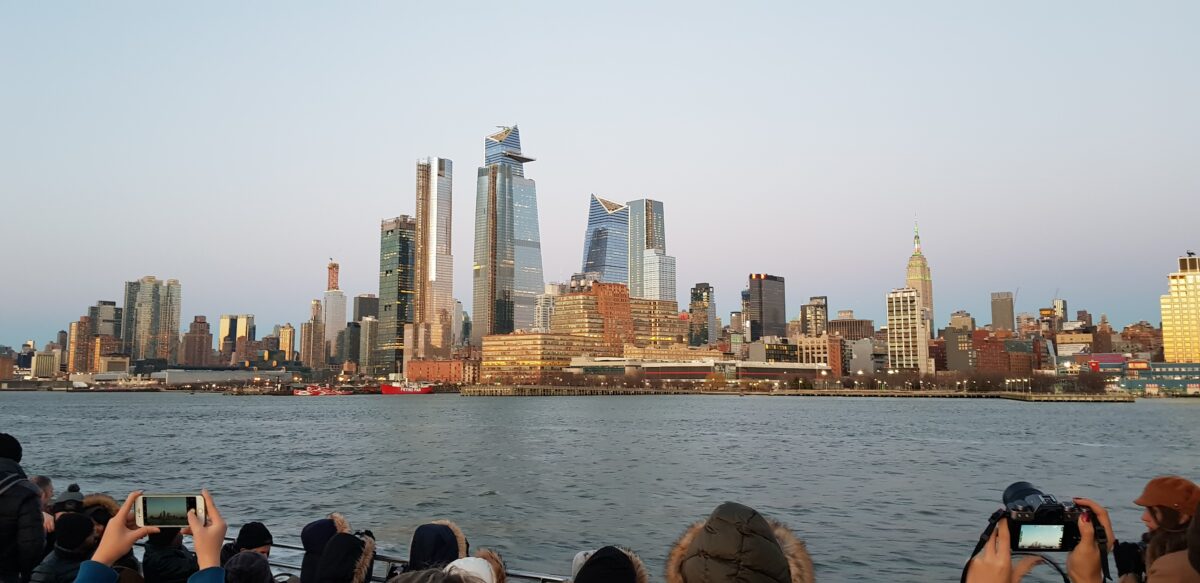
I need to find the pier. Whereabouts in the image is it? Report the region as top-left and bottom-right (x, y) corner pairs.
(460, 386), (1135, 402)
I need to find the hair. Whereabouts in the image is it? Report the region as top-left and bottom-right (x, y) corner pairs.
(1146, 506), (1191, 567)
(387, 570), (484, 583)
(29, 475), (52, 490)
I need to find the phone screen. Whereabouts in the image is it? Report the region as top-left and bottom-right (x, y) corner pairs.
(1016, 524), (1065, 551)
(141, 496), (198, 527)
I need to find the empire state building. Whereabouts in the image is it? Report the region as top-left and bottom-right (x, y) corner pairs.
(905, 223), (934, 336)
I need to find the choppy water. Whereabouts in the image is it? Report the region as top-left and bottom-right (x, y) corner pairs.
(2, 392), (1196, 581)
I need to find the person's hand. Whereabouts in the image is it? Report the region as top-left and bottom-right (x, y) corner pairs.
(42, 512), (54, 534)
(967, 518), (1012, 583)
(185, 490), (226, 570)
(1113, 542), (1144, 577)
(1011, 556), (1044, 582)
(91, 491), (159, 567)
(1066, 511), (1102, 583)
(1072, 498), (1116, 551)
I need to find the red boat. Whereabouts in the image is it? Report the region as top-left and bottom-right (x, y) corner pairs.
(293, 385), (353, 396)
(380, 383), (434, 395)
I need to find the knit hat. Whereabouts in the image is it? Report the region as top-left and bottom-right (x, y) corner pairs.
(574, 546), (642, 583)
(225, 551), (274, 583)
(444, 557), (496, 583)
(52, 484), (85, 514)
(236, 522), (273, 550)
(316, 532), (375, 583)
(0, 433), (21, 463)
(1134, 476), (1200, 512)
(55, 512), (96, 552)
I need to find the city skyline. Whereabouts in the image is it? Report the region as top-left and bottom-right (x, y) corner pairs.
(3, 2), (1198, 345)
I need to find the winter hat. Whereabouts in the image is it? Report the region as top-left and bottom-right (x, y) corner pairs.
(300, 514), (350, 583)
(55, 512), (96, 551)
(0, 433), (21, 463)
(236, 522), (273, 550)
(574, 546), (644, 583)
(444, 557), (495, 583)
(52, 484), (85, 514)
(225, 551), (274, 583)
(316, 532), (375, 583)
(405, 521), (467, 572)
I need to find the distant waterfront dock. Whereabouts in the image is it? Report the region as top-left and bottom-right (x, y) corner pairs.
(460, 386), (1135, 402)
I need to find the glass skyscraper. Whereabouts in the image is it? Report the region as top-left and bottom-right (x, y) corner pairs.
(627, 199), (671, 299)
(580, 195), (629, 284)
(472, 125), (544, 343)
(377, 215), (416, 376)
(121, 276), (182, 363)
(412, 157), (455, 358)
(747, 273), (786, 341)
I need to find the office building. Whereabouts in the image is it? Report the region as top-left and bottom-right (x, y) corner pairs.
(825, 311), (875, 341)
(341, 321), (362, 364)
(905, 224), (934, 336)
(67, 316), (93, 374)
(688, 283), (718, 347)
(410, 157), (456, 360)
(887, 288), (931, 374)
(1162, 254), (1200, 362)
(799, 296), (828, 336)
(534, 283), (568, 333)
(642, 249), (676, 302)
(324, 261), (347, 358)
(217, 315), (255, 362)
(121, 276), (182, 363)
(472, 126), (544, 341)
(91, 335), (122, 371)
(1052, 298), (1069, 325)
(299, 300), (326, 369)
(87, 301), (122, 338)
(948, 310), (976, 331)
(32, 352), (58, 379)
(550, 282), (634, 357)
(747, 274), (786, 341)
(359, 316), (379, 375)
(278, 323), (295, 362)
(180, 316), (213, 366)
(377, 216), (417, 375)
(452, 300), (464, 346)
(945, 328), (976, 372)
(630, 297), (686, 348)
(481, 333), (605, 384)
(580, 195), (629, 284)
(353, 294), (379, 322)
(627, 199), (667, 298)
(991, 292), (1015, 331)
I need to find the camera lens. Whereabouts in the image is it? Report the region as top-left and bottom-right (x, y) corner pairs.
(1003, 481), (1043, 505)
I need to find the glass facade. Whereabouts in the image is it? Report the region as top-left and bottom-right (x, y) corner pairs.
(627, 199), (666, 298)
(414, 157), (455, 356)
(689, 283), (717, 347)
(643, 249), (677, 302)
(747, 274), (786, 341)
(377, 216), (416, 376)
(121, 276), (182, 363)
(580, 195), (629, 284)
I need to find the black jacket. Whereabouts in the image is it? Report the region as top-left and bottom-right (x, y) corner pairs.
(0, 459), (45, 583)
(28, 548), (89, 583)
(142, 542), (198, 583)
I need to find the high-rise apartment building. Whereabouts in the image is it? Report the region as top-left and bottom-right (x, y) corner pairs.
(324, 261), (347, 359)
(87, 301), (122, 338)
(67, 316), (93, 373)
(688, 283), (718, 347)
(905, 224), (934, 336)
(886, 288), (931, 374)
(217, 315), (255, 362)
(278, 324), (295, 362)
(630, 298), (686, 348)
(826, 311), (875, 341)
(121, 276), (182, 363)
(377, 216), (417, 376)
(353, 294), (379, 322)
(627, 199), (670, 299)
(642, 249), (677, 302)
(300, 300), (326, 369)
(452, 300), (464, 347)
(1162, 254), (1200, 363)
(991, 292), (1015, 331)
(472, 126), (544, 342)
(580, 195), (629, 284)
(409, 157), (455, 361)
(180, 316), (213, 366)
(359, 316), (379, 374)
(747, 274), (786, 341)
(799, 296), (828, 336)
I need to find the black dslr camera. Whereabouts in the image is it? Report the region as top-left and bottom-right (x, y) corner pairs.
(1003, 481), (1098, 552)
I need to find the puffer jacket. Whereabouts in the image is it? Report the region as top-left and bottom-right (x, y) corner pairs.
(73, 561), (221, 583)
(142, 542), (198, 583)
(0, 458), (45, 583)
(29, 548), (90, 583)
(665, 502), (814, 583)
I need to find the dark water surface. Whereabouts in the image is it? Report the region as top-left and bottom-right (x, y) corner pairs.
(2, 393), (1196, 581)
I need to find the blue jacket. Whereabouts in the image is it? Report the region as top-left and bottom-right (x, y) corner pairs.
(73, 561), (222, 583)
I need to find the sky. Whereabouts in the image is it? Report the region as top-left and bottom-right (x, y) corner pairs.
(2, 1), (1198, 347)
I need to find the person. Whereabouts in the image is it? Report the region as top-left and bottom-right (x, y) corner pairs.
(219, 524), (272, 566)
(664, 502), (814, 583)
(30, 513), (96, 583)
(28, 479), (54, 541)
(142, 528), (198, 583)
(299, 514), (350, 583)
(386, 572), (479, 583)
(402, 522), (467, 573)
(72, 490), (226, 583)
(222, 552), (271, 583)
(50, 488), (83, 517)
(571, 546), (645, 583)
(1106, 476), (1200, 583)
(442, 550), (505, 583)
(0, 433), (46, 583)
(965, 512), (1105, 583)
(315, 531), (374, 583)
(80, 495), (138, 574)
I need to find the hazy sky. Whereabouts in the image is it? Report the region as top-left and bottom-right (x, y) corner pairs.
(2, 1), (1197, 347)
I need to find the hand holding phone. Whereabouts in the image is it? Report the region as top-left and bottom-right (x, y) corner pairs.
(92, 491), (161, 567)
(135, 494), (206, 528)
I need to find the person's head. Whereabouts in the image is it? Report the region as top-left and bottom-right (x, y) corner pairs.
(300, 513), (351, 583)
(316, 532), (376, 583)
(443, 549), (506, 583)
(1134, 476), (1200, 566)
(51, 484), (85, 515)
(572, 546), (646, 583)
(54, 512), (99, 555)
(82, 493), (120, 538)
(147, 527), (183, 548)
(665, 502), (814, 583)
(388, 571), (483, 583)
(225, 550), (274, 583)
(0, 433), (21, 463)
(405, 521), (468, 572)
(236, 522), (274, 557)
(30, 475), (53, 508)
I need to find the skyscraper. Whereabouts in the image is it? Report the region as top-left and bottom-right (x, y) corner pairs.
(121, 276), (182, 363)
(534, 283), (568, 333)
(688, 283), (717, 347)
(473, 125), (544, 341)
(747, 274), (786, 341)
(217, 315), (255, 362)
(627, 199), (668, 298)
(300, 300), (326, 369)
(800, 296), (829, 336)
(377, 216), (417, 376)
(991, 292), (1015, 331)
(278, 323), (295, 362)
(67, 316), (93, 373)
(353, 294), (378, 322)
(580, 195), (629, 284)
(87, 301), (122, 338)
(180, 316), (213, 366)
(905, 223), (934, 336)
(410, 157), (455, 360)
(359, 316), (379, 373)
(1161, 254), (1200, 363)
(324, 260), (347, 358)
(887, 287), (931, 373)
(642, 249), (677, 302)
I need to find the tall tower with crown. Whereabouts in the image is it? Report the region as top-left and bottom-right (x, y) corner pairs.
(905, 221), (934, 335)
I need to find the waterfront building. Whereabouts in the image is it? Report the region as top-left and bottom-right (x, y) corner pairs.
(1119, 321), (1163, 355)
(87, 301), (122, 339)
(67, 316), (92, 374)
(905, 224), (934, 336)
(886, 288), (931, 374)
(180, 316), (213, 366)
(622, 344), (723, 362)
(1162, 254), (1200, 362)
(91, 335), (122, 372)
(945, 328), (976, 372)
(580, 195), (629, 284)
(377, 216), (417, 376)
(849, 337), (887, 375)
(481, 332), (605, 384)
(533, 283), (568, 333)
(278, 323), (295, 362)
(799, 296), (828, 336)
(990, 292), (1015, 331)
(826, 311), (875, 341)
(550, 282), (634, 357)
(627, 199), (667, 299)
(948, 310), (976, 331)
(642, 249), (677, 302)
(121, 276), (182, 363)
(32, 352), (58, 379)
(0, 357), (13, 381)
(630, 297), (686, 348)
(324, 261), (347, 360)
(358, 316), (379, 375)
(406, 358), (481, 385)
(353, 294), (379, 322)
(95, 355), (130, 374)
(412, 157), (455, 358)
(472, 126), (544, 342)
(747, 274), (786, 341)
(299, 300), (326, 369)
(217, 315), (255, 362)
(688, 283), (718, 347)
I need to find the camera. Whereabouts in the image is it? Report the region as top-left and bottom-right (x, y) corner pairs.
(1002, 481), (1085, 552)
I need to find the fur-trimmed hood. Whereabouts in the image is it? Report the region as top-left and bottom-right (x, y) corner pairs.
(573, 546), (648, 583)
(82, 493), (121, 523)
(404, 520), (468, 572)
(665, 502), (814, 583)
(301, 513), (354, 582)
(316, 531), (376, 583)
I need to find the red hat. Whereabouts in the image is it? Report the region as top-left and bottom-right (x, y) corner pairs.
(1134, 476), (1200, 512)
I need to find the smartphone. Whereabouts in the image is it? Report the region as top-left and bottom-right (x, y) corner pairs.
(135, 494), (205, 528)
(1013, 523), (1067, 551)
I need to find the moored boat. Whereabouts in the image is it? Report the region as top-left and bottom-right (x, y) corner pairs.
(380, 382), (434, 395)
(293, 384), (353, 396)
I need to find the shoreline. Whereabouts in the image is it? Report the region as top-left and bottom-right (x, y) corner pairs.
(458, 385), (1138, 402)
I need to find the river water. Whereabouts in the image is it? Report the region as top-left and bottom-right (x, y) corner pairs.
(2, 392), (1196, 581)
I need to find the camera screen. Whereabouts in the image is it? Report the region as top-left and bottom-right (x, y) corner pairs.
(142, 496), (197, 527)
(1016, 524), (1065, 551)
